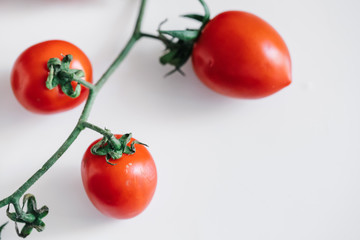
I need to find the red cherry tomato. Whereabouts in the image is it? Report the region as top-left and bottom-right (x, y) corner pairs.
(11, 40), (92, 114)
(81, 135), (157, 219)
(192, 11), (292, 99)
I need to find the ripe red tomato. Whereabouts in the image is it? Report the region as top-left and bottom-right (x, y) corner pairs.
(81, 135), (157, 219)
(11, 40), (92, 114)
(192, 11), (292, 99)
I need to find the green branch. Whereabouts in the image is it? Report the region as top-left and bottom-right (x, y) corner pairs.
(95, 0), (147, 91)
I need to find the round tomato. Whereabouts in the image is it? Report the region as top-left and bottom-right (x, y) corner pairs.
(192, 11), (291, 99)
(81, 135), (157, 219)
(11, 40), (92, 114)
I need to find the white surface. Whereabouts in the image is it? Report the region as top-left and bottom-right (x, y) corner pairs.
(0, 0), (360, 239)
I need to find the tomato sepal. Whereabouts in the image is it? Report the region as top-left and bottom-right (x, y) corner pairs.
(155, 0), (210, 75)
(181, 14), (206, 23)
(0, 222), (8, 239)
(159, 29), (199, 42)
(90, 132), (148, 165)
(6, 194), (48, 238)
(46, 54), (85, 98)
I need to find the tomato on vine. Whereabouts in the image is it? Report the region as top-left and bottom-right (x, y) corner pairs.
(81, 134), (157, 219)
(11, 40), (93, 114)
(157, 1), (291, 98)
(192, 11), (291, 98)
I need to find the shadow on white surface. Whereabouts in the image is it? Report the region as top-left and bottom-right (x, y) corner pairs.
(37, 164), (117, 237)
(105, 42), (244, 117)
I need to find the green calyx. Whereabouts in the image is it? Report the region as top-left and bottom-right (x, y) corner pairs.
(91, 131), (147, 165)
(0, 222), (8, 239)
(46, 54), (85, 98)
(6, 194), (49, 238)
(157, 0), (210, 75)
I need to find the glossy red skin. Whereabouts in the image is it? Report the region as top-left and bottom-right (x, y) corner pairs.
(192, 11), (292, 99)
(81, 135), (157, 219)
(11, 40), (92, 114)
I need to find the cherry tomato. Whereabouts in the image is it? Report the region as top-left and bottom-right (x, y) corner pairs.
(192, 11), (292, 99)
(81, 135), (157, 219)
(11, 40), (92, 114)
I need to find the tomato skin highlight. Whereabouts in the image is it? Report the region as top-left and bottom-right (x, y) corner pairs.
(11, 40), (92, 114)
(81, 135), (157, 219)
(192, 11), (292, 99)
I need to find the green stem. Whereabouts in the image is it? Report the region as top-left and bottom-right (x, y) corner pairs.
(79, 90), (97, 121)
(80, 121), (112, 137)
(199, 0), (210, 26)
(0, 0), (148, 212)
(95, 0), (147, 91)
(80, 121), (123, 151)
(73, 77), (95, 91)
(0, 126), (83, 209)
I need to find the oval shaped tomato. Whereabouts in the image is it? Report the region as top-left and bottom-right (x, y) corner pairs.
(81, 135), (157, 219)
(11, 40), (92, 114)
(192, 11), (291, 99)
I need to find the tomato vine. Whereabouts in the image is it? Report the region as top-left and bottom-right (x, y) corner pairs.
(0, 0), (291, 237)
(0, 0), (151, 237)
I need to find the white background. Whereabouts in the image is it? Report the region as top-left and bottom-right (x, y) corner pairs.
(0, 0), (359, 239)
